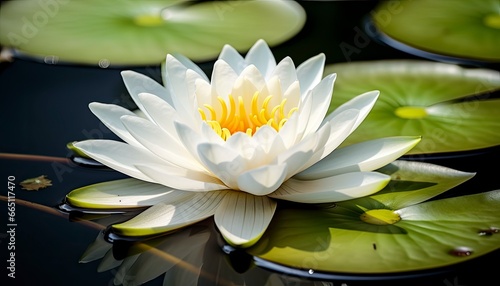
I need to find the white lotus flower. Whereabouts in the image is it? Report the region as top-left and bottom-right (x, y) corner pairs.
(68, 40), (421, 248)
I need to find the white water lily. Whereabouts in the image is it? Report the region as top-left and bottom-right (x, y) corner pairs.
(68, 40), (421, 248)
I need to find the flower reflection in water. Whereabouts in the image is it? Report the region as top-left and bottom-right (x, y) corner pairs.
(79, 219), (331, 286)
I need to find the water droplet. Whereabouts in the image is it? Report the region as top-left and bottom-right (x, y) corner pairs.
(308, 269), (314, 274)
(478, 227), (499, 236)
(44, 55), (59, 64)
(98, 59), (110, 68)
(449, 247), (473, 257)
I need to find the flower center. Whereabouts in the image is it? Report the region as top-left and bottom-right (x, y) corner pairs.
(484, 13), (500, 29)
(394, 106), (428, 119)
(198, 92), (298, 140)
(360, 209), (401, 225)
(133, 14), (166, 27)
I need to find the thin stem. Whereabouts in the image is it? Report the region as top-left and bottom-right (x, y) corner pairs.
(0, 195), (104, 230)
(0, 153), (70, 163)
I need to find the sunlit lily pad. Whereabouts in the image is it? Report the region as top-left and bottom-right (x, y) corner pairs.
(248, 161), (500, 274)
(0, 0), (305, 65)
(371, 0), (500, 63)
(325, 60), (500, 154)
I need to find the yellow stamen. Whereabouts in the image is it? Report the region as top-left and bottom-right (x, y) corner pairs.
(203, 104), (216, 120)
(221, 128), (231, 141)
(218, 96), (228, 124)
(262, 95), (273, 119)
(279, 98), (287, 119)
(288, 107), (298, 118)
(198, 108), (207, 121)
(199, 92), (298, 140)
(278, 118), (288, 130)
(246, 128), (253, 136)
(258, 109), (268, 125)
(251, 92), (259, 117)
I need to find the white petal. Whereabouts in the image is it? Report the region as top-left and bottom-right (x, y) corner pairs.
(253, 125), (284, 155)
(112, 191), (229, 236)
(194, 78), (214, 107)
(174, 121), (210, 163)
(237, 164), (288, 196)
(163, 63), (204, 128)
(184, 69), (206, 120)
(66, 178), (193, 209)
(74, 140), (165, 182)
(302, 73), (336, 137)
(232, 65), (266, 100)
(136, 164), (229, 192)
(211, 60), (238, 99)
(88, 102), (143, 148)
(271, 56), (298, 93)
(280, 92), (311, 146)
(296, 136), (422, 180)
(276, 130), (321, 179)
(196, 143), (249, 189)
(244, 39), (276, 79)
(176, 70), (209, 127)
(323, 90), (379, 133)
(276, 110), (300, 148)
(121, 114), (204, 172)
(270, 172), (391, 203)
(121, 70), (173, 112)
(201, 121), (226, 145)
(231, 70), (260, 109)
(164, 55), (198, 122)
(296, 53), (326, 94)
(283, 80), (301, 113)
(214, 192), (277, 247)
(166, 53), (209, 82)
(320, 109), (359, 151)
(138, 92), (182, 138)
(218, 44), (247, 74)
(225, 132), (260, 160)
(298, 109), (360, 172)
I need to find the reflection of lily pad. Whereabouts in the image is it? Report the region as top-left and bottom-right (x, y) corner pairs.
(0, 0), (305, 65)
(248, 161), (500, 274)
(325, 60), (500, 154)
(371, 0), (500, 63)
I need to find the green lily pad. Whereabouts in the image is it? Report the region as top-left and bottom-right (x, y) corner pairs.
(248, 161), (499, 274)
(0, 0), (305, 65)
(371, 0), (500, 62)
(325, 60), (500, 154)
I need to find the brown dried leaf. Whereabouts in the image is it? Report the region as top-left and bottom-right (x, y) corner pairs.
(20, 175), (52, 191)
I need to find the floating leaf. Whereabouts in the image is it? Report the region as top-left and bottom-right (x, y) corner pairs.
(247, 161), (500, 274)
(371, 0), (500, 63)
(0, 0), (305, 65)
(20, 175), (52, 191)
(325, 60), (500, 154)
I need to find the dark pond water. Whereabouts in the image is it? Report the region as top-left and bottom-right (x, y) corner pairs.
(1, 1), (499, 285)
